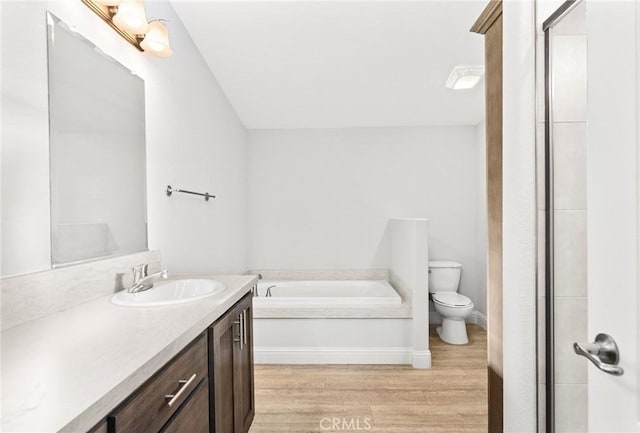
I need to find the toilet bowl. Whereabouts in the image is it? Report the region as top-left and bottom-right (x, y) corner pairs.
(429, 260), (473, 345)
(432, 292), (474, 345)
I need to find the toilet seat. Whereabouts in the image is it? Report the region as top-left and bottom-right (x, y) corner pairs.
(432, 292), (472, 308)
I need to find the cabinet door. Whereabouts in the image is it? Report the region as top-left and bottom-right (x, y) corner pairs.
(209, 293), (255, 433)
(209, 310), (237, 433)
(233, 297), (255, 433)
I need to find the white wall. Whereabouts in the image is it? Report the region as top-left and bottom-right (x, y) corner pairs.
(389, 218), (430, 368)
(0, 1), (247, 276)
(503, 1), (538, 431)
(247, 126), (487, 314)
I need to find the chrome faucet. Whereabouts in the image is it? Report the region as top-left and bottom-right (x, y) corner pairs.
(252, 274), (263, 297)
(265, 285), (276, 298)
(128, 264), (169, 293)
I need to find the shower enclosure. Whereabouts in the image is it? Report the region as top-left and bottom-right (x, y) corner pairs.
(539, 1), (640, 432)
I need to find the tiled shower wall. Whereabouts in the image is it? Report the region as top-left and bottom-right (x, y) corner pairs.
(537, 2), (588, 432)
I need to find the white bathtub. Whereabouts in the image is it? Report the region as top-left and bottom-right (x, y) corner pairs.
(251, 278), (413, 365)
(253, 280), (402, 307)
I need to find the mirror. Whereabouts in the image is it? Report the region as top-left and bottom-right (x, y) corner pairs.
(0, 13), (148, 277)
(47, 13), (147, 267)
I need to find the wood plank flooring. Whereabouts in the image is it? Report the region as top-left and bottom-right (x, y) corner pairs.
(249, 324), (488, 433)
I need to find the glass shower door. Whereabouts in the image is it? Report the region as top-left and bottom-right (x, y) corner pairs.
(542, 1), (640, 432)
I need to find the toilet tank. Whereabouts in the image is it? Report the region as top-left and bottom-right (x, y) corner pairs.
(428, 260), (462, 293)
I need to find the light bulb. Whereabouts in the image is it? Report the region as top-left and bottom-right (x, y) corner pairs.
(113, 0), (149, 34)
(140, 20), (173, 57)
(94, 0), (121, 6)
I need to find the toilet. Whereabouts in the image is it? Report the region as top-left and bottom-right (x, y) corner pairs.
(429, 260), (473, 345)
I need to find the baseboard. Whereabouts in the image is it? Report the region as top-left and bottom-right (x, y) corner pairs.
(470, 311), (487, 330)
(411, 349), (432, 369)
(254, 346), (413, 365)
(429, 310), (487, 331)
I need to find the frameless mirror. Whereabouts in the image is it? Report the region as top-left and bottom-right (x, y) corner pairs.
(47, 13), (148, 267)
(1, 13), (149, 277)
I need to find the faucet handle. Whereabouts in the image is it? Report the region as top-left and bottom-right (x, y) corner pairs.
(132, 264), (149, 283)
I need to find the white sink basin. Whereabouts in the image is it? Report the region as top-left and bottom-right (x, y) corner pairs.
(111, 279), (227, 307)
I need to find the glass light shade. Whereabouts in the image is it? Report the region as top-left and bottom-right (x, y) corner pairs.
(94, 0), (121, 6)
(113, 0), (149, 34)
(140, 20), (173, 57)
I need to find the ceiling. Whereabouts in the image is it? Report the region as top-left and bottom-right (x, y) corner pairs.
(171, 1), (486, 130)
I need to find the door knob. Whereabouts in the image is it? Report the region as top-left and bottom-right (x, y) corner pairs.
(574, 333), (624, 376)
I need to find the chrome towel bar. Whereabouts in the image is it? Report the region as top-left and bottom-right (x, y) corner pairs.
(166, 185), (215, 202)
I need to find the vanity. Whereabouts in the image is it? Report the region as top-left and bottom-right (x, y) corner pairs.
(98, 289), (254, 433)
(1, 275), (257, 433)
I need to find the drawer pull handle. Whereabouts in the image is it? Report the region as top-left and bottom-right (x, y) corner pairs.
(164, 373), (197, 407)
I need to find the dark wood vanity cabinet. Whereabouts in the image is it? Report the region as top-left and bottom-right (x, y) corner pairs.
(99, 292), (255, 433)
(209, 293), (255, 433)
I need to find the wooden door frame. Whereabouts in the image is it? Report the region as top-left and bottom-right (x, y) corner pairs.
(471, 1), (503, 432)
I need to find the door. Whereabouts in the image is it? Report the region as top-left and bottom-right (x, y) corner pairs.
(544, 1), (640, 432)
(585, 1), (640, 431)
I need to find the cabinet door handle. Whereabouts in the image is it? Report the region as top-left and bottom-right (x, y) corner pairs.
(234, 313), (244, 350)
(242, 309), (248, 347)
(164, 373), (197, 407)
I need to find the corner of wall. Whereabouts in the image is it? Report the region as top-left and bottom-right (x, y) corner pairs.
(502, 1), (538, 431)
(388, 217), (430, 369)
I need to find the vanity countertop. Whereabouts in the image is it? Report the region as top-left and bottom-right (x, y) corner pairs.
(1, 274), (258, 433)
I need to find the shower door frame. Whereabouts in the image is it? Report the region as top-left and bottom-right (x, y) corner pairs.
(542, 1), (583, 432)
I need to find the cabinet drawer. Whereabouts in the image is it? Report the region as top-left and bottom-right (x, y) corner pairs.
(161, 380), (209, 433)
(109, 333), (207, 433)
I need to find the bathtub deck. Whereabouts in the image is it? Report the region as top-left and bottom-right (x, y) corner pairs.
(249, 324), (488, 433)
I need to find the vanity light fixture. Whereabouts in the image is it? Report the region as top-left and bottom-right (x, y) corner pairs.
(81, 0), (172, 57)
(445, 65), (484, 90)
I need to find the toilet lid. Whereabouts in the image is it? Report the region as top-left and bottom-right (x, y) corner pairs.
(432, 292), (472, 307)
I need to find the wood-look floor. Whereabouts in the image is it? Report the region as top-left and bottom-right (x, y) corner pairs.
(249, 324), (488, 433)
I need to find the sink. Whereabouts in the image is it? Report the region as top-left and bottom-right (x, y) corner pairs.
(111, 279), (227, 307)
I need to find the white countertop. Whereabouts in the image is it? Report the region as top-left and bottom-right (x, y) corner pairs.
(1, 274), (257, 433)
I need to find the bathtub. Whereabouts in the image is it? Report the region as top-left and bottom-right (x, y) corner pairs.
(251, 278), (416, 365)
(253, 280), (402, 307)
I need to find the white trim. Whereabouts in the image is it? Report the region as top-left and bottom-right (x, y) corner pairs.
(429, 309), (488, 330)
(412, 349), (432, 369)
(254, 346), (413, 365)
(470, 311), (488, 330)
